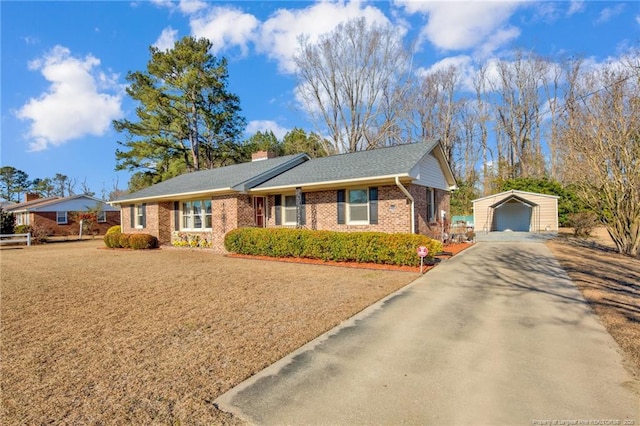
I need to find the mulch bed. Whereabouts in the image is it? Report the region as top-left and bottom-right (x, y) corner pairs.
(227, 241), (473, 273)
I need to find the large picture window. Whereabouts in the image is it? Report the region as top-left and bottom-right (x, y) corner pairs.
(182, 200), (212, 230)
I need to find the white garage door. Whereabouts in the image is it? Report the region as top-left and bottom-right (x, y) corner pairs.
(495, 201), (532, 231)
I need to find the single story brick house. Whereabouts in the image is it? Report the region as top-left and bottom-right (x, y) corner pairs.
(111, 140), (457, 252)
(5, 194), (121, 235)
(472, 190), (559, 233)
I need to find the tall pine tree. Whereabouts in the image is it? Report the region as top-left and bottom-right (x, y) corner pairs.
(113, 36), (246, 189)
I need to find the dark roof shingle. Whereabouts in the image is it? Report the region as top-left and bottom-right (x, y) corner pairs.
(113, 154), (308, 203)
(254, 140), (439, 189)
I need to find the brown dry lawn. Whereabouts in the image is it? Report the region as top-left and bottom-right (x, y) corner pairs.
(0, 240), (419, 425)
(546, 228), (640, 378)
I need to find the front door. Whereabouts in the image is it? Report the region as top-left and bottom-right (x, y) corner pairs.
(254, 197), (266, 227)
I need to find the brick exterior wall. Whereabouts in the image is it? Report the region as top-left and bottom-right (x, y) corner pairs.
(31, 211), (120, 236)
(265, 184), (449, 237)
(118, 184), (450, 253)
(412, 186), (450, 238)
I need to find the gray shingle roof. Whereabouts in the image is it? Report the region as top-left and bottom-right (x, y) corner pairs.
(254, 140), (439, 189)
(112, 154), (308, 203)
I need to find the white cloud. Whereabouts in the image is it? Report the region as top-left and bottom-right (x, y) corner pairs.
(636, 15), (640, 25)
(153, 26), (178, 51)
(178, 0), (206, 14)
(245, 120), (289, 140)
(395, 0), (523, 54)
(189, 6), (259, 56)
(16, 46), (123, 152)
(474, 26), (521, 59)
(149, 0), (175, 9)
(567, 1), (585, 16)
(256, 1), (394, 74)
(596, 3), (625, 24)
(416, 55), (476, 92)
(172, 1), (399, 74)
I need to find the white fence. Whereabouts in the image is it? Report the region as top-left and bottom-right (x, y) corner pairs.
(0, 233), (31, 246)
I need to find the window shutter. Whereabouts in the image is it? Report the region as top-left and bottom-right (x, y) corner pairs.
(337, 190), (345, 224)
(130, 205), (134, 228)
(274, 195), (282, 226)
(174, 202), (180, 230)
(300, 192), (306, 226)
(141, 203), (146, 228)
(369, 187), (378, 224)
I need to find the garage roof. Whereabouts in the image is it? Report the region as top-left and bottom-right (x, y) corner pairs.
(490, 194), (538, 209)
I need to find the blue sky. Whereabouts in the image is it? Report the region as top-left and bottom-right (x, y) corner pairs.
(1, 0), (638, 198)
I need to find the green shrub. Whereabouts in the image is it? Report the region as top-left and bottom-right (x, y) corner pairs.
(103, 233), (121, 248)
(224, 228), (443, 267)
(106, 225), (121, 235)
(14, 224), (31, 235)
(104, 232), (157, 249)
(118, 233), (131, 249)
(128, 234), (158, 250)
(1, 209), (15, 234)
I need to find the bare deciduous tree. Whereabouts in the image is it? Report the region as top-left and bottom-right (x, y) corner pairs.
(472, 63), (494, 195)
(490, 51), (549, 179)
(414, 65), (462, 168)
(558, 57), (640, 256)
(294, 18), (411, 153)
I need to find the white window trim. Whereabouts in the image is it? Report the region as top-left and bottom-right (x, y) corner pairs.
(347, 188), (369, 225)
(427, 188), (435, 222)
(135, 205), (144, 229)
(282, 194), (297, 226)
(97, 211), (107, 223)
(181, 199), (212, 231)
(56, 211), (67, 225)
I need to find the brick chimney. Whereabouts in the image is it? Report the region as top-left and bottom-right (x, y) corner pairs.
(251, 150), (276, 162)
(25, 193), (40, 202)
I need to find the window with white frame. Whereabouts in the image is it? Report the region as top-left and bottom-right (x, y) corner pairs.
(56, 211), (67, 224)
(181, 200), (212, 230)
(348, 189), (369, 224)
(97, 211), (107, 222)
(426, 188), (435, 222)
(283, 195), (297, 225)
(135, 205), (145, 228)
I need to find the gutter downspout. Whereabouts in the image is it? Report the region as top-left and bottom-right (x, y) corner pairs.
(395, 176), (415, 234)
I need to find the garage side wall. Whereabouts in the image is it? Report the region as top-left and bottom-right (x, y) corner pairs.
(523, 193), (558, 232)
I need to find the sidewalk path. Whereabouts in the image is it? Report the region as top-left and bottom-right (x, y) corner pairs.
(215, 242), (639, 425)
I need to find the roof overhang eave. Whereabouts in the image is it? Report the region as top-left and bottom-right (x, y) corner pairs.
(249, 174), (412, 194)
(109, 187), (235, 205)
(490, 195), (538, 209)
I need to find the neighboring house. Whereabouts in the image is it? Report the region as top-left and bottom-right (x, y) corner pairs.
(472, 190), (559, 233)
(111, 140), (457, 252)
(5, 194), (121, 235)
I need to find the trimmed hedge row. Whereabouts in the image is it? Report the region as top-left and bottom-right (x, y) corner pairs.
(224, 228), (443, 266)
(104, 232), (158, 250)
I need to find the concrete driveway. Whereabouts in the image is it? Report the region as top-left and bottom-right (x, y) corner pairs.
(215, 242), (639, 425)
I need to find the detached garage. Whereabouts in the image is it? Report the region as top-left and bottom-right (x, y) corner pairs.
(473, 190), (559, 233)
